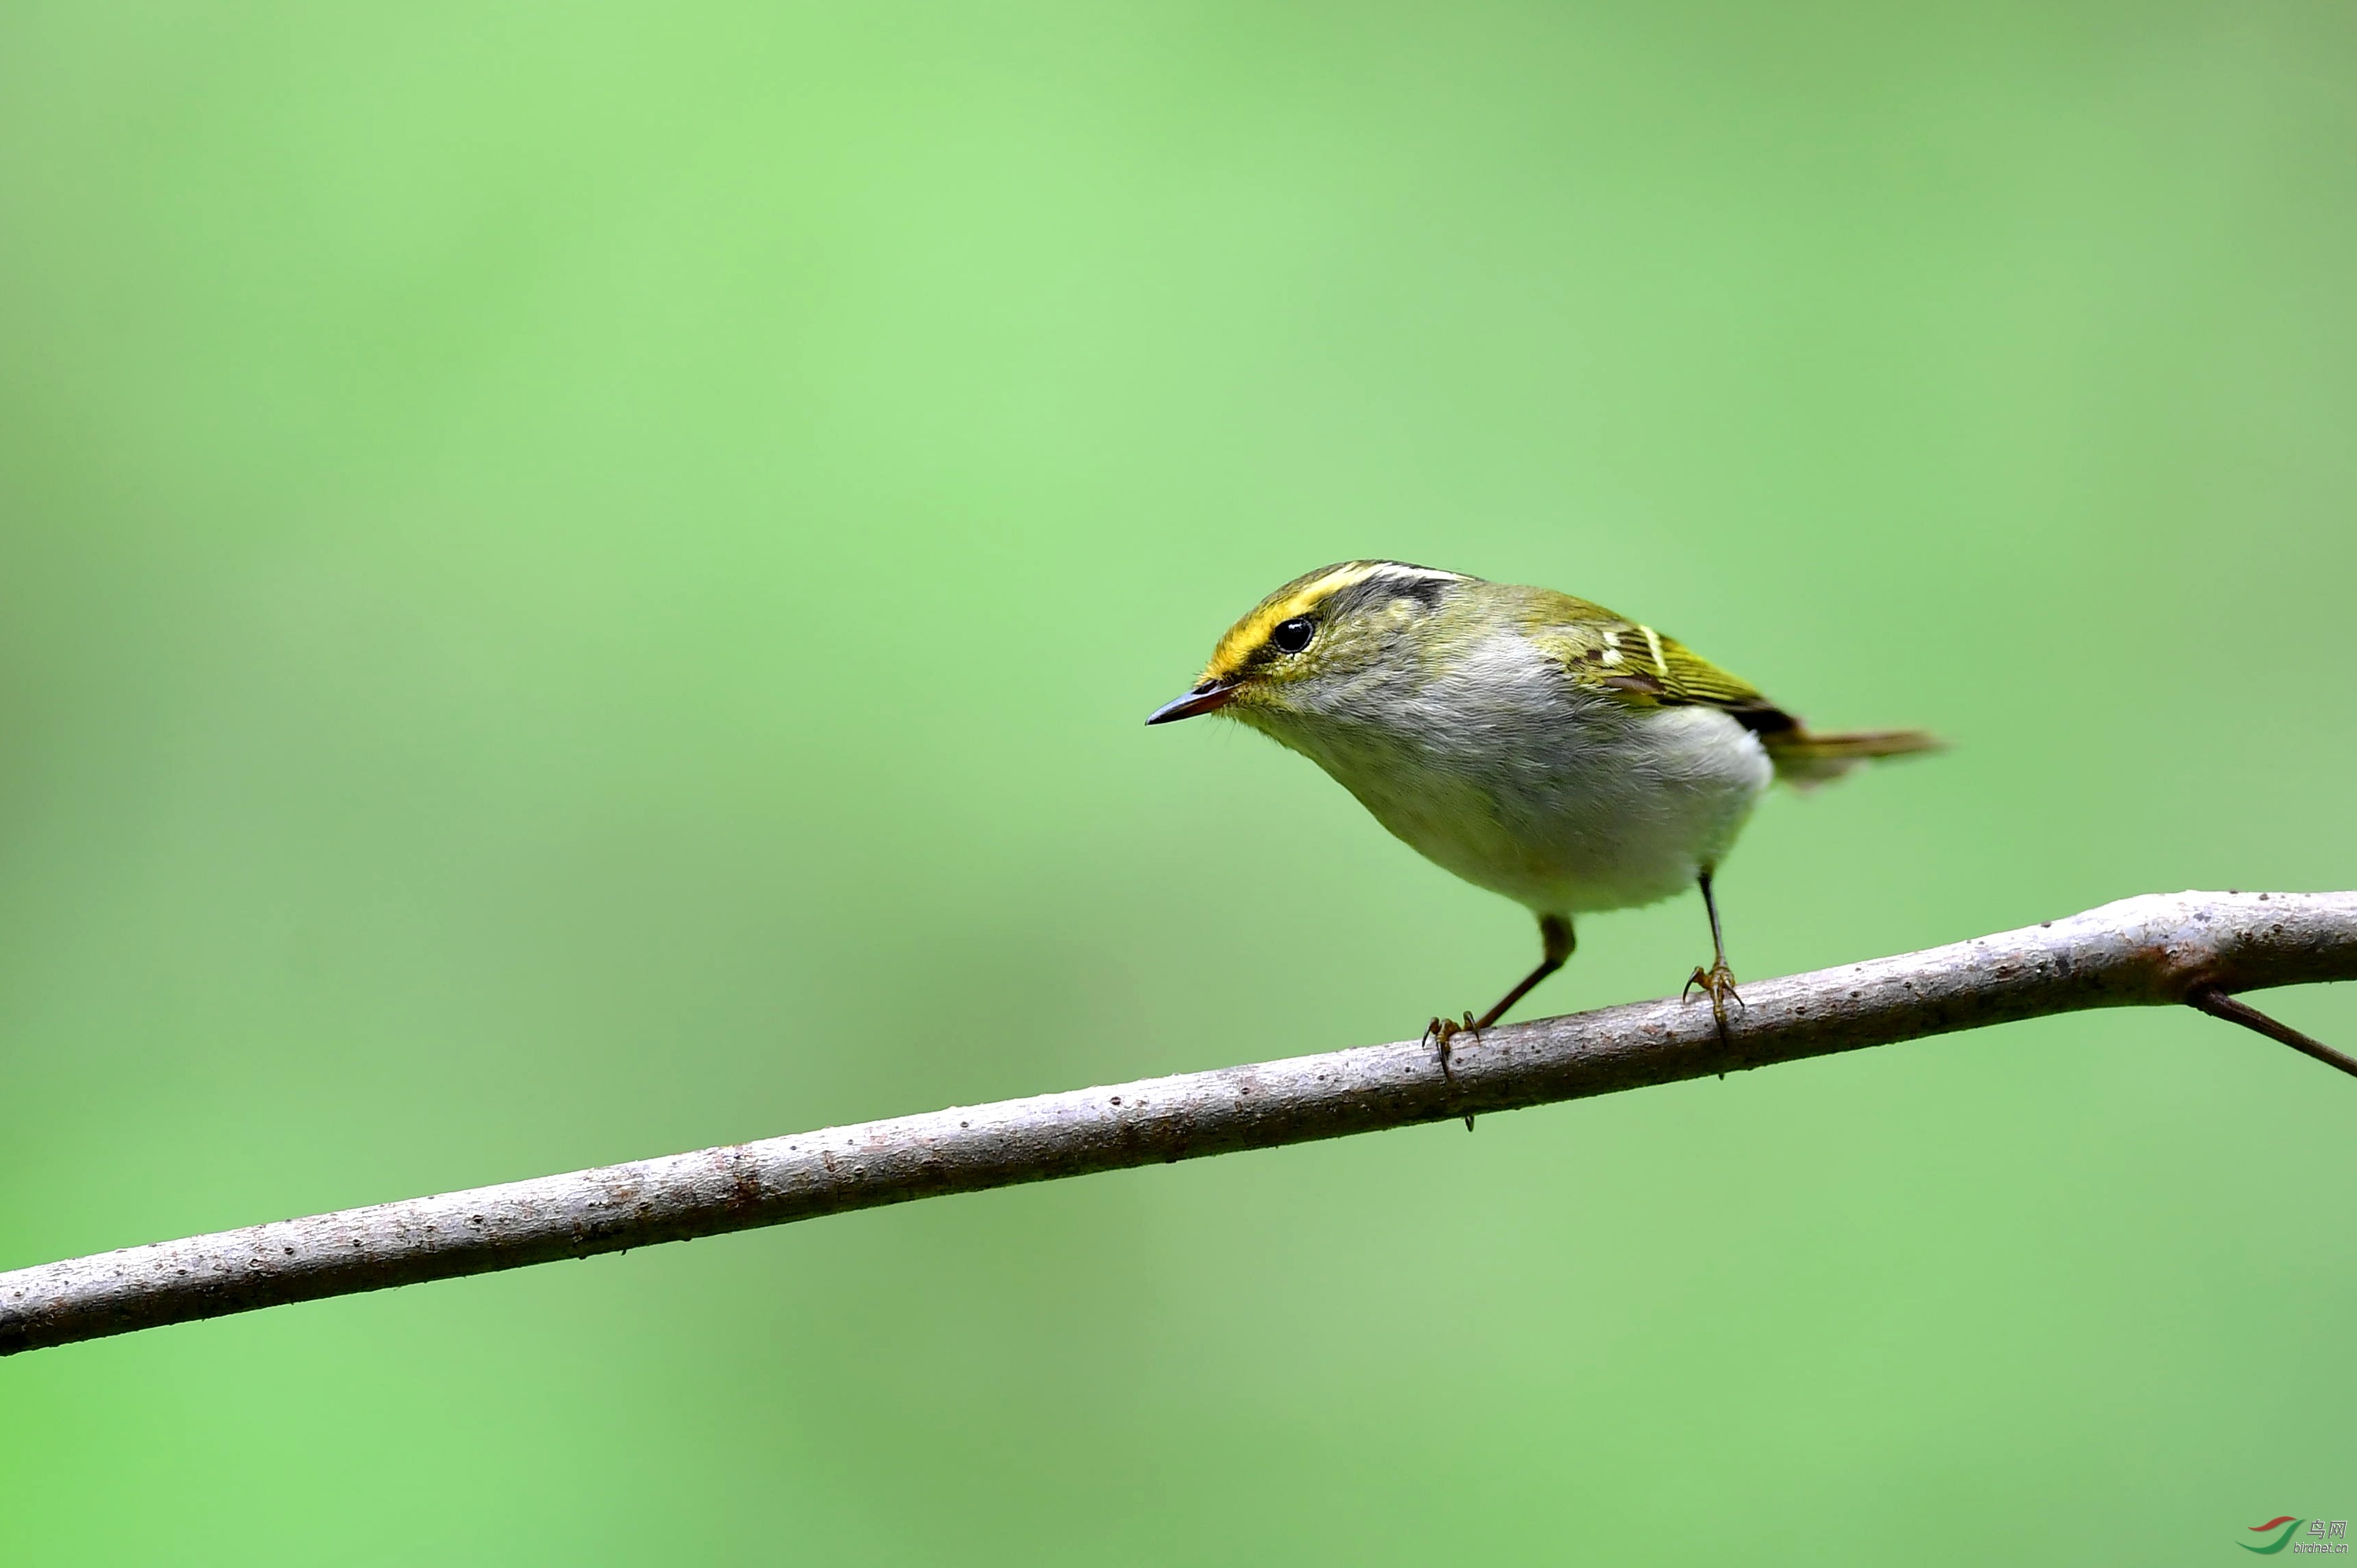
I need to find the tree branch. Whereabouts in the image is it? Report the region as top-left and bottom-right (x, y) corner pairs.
(3, 889), (2351, 1357)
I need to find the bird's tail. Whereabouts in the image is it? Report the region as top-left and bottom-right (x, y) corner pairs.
(1764, 727), (1944, 789)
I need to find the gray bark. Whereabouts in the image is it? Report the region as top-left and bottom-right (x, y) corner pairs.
(3, 889), (2350, 1357)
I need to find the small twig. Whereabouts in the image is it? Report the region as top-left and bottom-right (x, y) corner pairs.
(2186, 983), (2357, 1079)
(0, 889), (2349, 1358)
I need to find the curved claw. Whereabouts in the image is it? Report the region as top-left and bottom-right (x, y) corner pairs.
(1683, 962), (1746, 1046)
(1423, 1011), (1481, 1131)
(1424, 1011), (1481, 1071)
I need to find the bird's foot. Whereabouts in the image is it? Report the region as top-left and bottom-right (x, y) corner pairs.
(1683, 962), (1745, 1044)
(1423, 1012), (1481, 1132)
(1423, 1011), (1481, 1075)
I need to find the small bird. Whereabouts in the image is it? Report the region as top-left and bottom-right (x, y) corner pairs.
(1146, 561), (1937, 1065)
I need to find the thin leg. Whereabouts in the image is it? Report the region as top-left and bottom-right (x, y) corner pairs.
(1700, 871), (1728, 973)
(1683, 870), (1743, 1044)
(1427, 915), (1575, 1129)
(1475, 913), (1576, 1031)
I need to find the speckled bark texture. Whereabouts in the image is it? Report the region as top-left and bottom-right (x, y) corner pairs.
(3, 890), (2350, 1357)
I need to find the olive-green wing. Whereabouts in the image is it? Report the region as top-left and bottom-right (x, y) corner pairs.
(1529, 591), (1944, 783)
(1530, 597), (1799, 737)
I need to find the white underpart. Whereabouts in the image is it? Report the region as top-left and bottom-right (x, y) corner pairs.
(1245, 627), (1773, 915)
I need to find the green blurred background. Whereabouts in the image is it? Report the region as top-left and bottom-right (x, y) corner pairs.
(2, 2), (2352, 1561)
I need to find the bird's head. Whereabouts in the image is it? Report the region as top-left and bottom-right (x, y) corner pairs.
(1145, 561), (1472, 730)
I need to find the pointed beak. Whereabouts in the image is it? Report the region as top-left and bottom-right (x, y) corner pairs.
(1145, 680), (1240, 725)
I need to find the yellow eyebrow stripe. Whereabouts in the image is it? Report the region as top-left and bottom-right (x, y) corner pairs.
(1198, 561), (1470, 683)
(1203, 564), (1383, 680)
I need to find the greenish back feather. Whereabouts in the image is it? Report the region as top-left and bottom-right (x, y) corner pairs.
(1524, 592), (1798, 735)
(1522, 588), (1941, 784)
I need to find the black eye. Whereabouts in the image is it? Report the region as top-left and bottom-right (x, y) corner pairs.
(1270, 617), (1316, 654)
